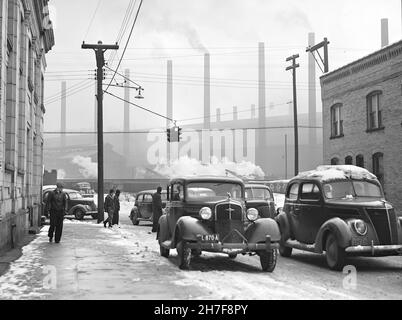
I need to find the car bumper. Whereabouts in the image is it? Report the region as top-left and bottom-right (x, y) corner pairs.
(86, 210), (98, 215)
(345, 244), (402, 256)
(187, 235), (279, 253)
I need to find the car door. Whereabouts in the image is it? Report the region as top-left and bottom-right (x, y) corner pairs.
(298, 182), (324, 244)
(136, 194), (144, 218)
(142, 194), (153, 219)
(166, 182), (185, 237)
(286, 182), (301, 240)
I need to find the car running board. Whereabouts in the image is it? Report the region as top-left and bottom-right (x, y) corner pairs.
(285, 240), (316, 253)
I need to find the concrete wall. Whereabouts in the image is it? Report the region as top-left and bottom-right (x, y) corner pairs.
(321, 40), (402, 215)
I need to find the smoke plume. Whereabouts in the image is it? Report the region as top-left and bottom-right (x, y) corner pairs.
(72, 156), (97, 179)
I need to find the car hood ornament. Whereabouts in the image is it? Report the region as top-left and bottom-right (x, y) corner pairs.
(227, 192), (232, 200)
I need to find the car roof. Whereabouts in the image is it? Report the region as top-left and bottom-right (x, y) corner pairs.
(169, 176), (244, 185)
(245, 184), (272, 189)
(44, 188), (80, 194)
(137, 190), (167, 195)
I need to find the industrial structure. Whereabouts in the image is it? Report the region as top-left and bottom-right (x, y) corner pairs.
(0, 0), (54, 251)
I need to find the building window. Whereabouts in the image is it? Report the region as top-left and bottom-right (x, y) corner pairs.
(367, 91), (384, 131)
(330, 104), (343, 138)
(331, 157), (339, 165)
(345, 156), (353, 165)
(372, 152), (384, 186)
(356, 155), (364, 168)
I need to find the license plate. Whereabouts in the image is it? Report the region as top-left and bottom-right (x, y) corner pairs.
(201, 234), (219, 242)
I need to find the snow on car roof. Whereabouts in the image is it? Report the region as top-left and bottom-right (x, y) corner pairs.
(294, 165), (378, 182)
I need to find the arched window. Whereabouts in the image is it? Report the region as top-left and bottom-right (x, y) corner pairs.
(330, 104), (343, 138)
(356, 155), (364, 168)
(372, 152), (384, 186)
(367, 91), (383, 131)
(345, 156), (353, 165)
(331, 157), (339, 165)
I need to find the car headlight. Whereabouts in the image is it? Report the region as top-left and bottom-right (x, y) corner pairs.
(85, 205), (91, 211)
(246, 208), (259, 222)
(353, 220), (368, 236)
(199, 207), (212, 220)
(385, 202), (393, 210)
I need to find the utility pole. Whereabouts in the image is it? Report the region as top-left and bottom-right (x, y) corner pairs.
(284, 134), (288, 180)
(286, 54), (300, 176)
(82, 41), (119, 223)
(306, 38), (330, 73)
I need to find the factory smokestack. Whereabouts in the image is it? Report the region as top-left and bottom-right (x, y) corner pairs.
(124, 69), (131, 162)
(381, 18), (389, 47)
(251, 104), (256, 119)
(204, 53), (211, 129)
(233, 106), (238, 121)
(216, 108), (221, 122)
(167, 60), (173, 161)
(256, 42), (266, 171)
(308, 32), (317, 147)
(61, 81), (67, 148)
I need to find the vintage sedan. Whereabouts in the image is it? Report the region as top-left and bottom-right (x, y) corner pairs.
(130, 190), (167, 225)
(245, 184), (276, 219)
(276, 165), (402, 270)
(157, 176), (281, 271)
(43, 187), (98, 220)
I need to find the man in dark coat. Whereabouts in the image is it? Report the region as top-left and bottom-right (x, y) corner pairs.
(112, 190), (121, 226)
(104, 189), (115, 228)
(46, 183), (68, 243)
(151, 187), (163, 233)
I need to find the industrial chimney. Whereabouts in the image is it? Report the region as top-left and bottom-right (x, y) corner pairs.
(256, 42), (267, 170)
(381, 18), (389, 47)
(204, 53), (211, 130)
(61, 81), (67, 148)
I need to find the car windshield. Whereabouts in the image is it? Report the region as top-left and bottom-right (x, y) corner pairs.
(323, 180), (383, 199)
(245, 188), (272, 200)
(68, 192), (83, 200)
(186, 182), (243, 201)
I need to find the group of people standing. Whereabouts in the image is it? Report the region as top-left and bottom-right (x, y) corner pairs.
(104, 189), (121, 228)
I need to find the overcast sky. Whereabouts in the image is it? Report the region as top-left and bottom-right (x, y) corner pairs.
(44, 0), (402, 133)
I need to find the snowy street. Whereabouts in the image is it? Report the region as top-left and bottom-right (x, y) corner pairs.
(0, 200), (401, 300)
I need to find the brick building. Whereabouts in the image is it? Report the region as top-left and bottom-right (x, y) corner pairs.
(0, 0), (54, 251)
(321, 40), (402, 214)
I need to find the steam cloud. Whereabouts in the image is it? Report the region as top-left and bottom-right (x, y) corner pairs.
(275, 7), (312, 30)
(57, 169), (66, 180)
(72, 156), (97, 179)
(154, 156), (265, 179)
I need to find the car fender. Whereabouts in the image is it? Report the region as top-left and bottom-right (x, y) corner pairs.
(245, 218), (281, 243)
(157, 214), (170, 243)
(172, 216), (213, 247)
(276, 212), (291, 242)
(315, 218), (352, 253)
(68, 204), (88, 216)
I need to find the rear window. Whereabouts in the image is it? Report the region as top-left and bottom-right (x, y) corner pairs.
(287, 183), (299, 200)
(245, 187), (273, 200)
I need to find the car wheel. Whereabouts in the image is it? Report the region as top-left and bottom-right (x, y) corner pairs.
(279, 243), (293, 257)
(74, 209), (85, 220)
(325, 233), (346, 271)
(259, 249), (278, 272)
(131, 210), (139, 226)
(176, 240), (191, 270)
(191, 249), (201, 258)
(160, 245), (170, 258)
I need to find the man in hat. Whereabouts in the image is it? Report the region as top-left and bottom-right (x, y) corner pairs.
(151, 187), (163, 233)
(46, 183), (68, 243)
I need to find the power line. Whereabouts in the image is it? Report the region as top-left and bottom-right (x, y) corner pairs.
(83, 0), (103, 40)
(104, 64), (141, 87)
(105, 0), (143, 92)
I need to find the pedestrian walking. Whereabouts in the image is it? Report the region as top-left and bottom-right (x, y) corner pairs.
(46, 183), (68, 243)
(112, 189), (121, 226)
(104, 189), (115, 228)
(151, 187), (163, 233)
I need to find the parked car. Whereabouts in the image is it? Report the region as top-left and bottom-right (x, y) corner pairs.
(43, 187), (98, 220)
(245, 184), (276, 219)
(129, 190), (168, 225)
(157, 176), (281, 271)
(276, 165), (402, 270)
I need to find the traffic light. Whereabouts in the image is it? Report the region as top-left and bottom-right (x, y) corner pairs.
(178, 127), (182, 142)
(167, 128), (171, 142)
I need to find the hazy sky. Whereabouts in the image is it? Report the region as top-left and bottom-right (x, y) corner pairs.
(44, 0), (402, 133)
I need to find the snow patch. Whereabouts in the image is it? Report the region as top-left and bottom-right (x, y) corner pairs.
(295, 165), (377, 182)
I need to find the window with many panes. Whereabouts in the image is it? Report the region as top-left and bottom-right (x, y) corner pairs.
(367, 91), (383, 131)
(330, 104), (343, 138)
(356, 155), (364, 168)
(372, 152), (384, 186)
(345, 156), (353, 165)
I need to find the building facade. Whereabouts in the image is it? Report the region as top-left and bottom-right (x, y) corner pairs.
(0, 0), (54, 251)
(321, 40), (402, 215)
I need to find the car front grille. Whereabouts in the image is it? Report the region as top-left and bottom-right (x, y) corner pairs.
(215, 202), (244, 244)
(366, 208), (397, 245)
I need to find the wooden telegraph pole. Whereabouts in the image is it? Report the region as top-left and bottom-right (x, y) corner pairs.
(286, 54), (300, 176)
(82, 41), (119, 223)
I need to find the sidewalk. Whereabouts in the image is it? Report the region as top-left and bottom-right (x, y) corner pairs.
(0, 219), (205, 300)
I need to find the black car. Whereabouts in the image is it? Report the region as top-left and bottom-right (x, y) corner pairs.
(157, 176), (281, 271)
(245, 184), (276, 219)
(276, 165), (402, 270)
(43, 187), (98, 220)
(129, 190), (167, 225)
